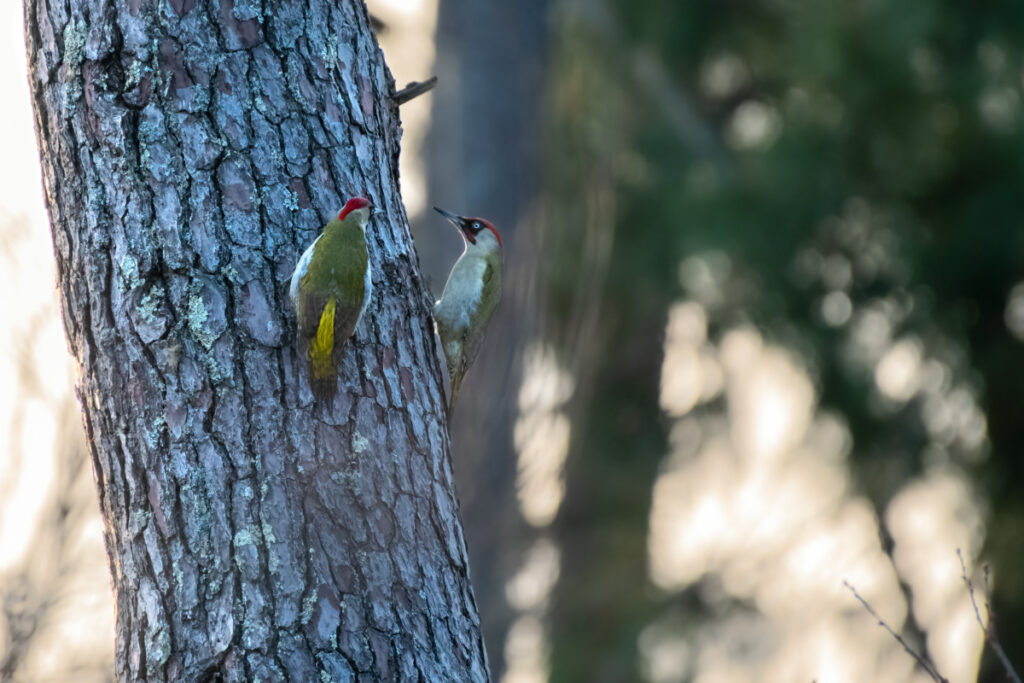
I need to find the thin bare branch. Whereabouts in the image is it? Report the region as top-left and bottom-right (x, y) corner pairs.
(843, 580), (949, 683)
(393, 77), (438, 105)
(958, 549), (1023, 683)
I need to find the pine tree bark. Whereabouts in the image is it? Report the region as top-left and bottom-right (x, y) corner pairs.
(24, 0), (487, 680)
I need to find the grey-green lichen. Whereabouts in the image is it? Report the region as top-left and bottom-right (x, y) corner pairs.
(119, 253), (144, 291)
(147, 36), (164, 92)
(232, 0), (263, 21)
(188, 290), (217, 349)
(147, 623), (172, 667)
(221, 263), (242, 285)
(300, 591), (316, 626)
(352, 432), (369, 454)
(130, 509), (151, 535)
(87, 183), (106, 218)
(319, 35), (339, 64)
(62, 19), (87, 66)
(124, 59), (151, 90)
(233, 526), (260, 548)
(145, 413), (166, 449)
(261, 521), (280, 574)
(172, 558), (184, 592)
(284, 188), (300, 212)
(137, 284), (165, 323)
(190, 83), (211, 111)
(136, 100), (167, 176)
(62, 19), (87, 107)
(206, 574), (224, 597)
(202, 353), (230, 385)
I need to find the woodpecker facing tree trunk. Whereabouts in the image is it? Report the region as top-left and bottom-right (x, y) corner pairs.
(290, 197), (375, 399)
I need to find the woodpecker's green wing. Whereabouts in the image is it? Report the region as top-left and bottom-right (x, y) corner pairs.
(462, 256), (501, 359)
(442, 255), (502, 405)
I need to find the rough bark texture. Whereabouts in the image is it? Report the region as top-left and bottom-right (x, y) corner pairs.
(24, 0), (487, 680)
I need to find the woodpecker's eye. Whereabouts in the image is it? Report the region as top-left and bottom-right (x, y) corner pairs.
(472, 222), (481, 231)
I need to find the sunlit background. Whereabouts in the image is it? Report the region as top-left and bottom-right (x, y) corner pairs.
(1, 1), (114, 679)
(4, 0), (1023, 681)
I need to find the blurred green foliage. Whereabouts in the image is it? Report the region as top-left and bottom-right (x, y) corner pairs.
(543, 0), (1024, 679)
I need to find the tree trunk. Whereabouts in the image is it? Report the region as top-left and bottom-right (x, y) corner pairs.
(24, 0), (487, 679)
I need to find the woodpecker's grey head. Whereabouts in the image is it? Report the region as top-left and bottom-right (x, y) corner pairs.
(433, 206), (502, 252)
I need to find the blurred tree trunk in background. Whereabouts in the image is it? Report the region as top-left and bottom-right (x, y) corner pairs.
(542, 9), (658, 680)
(24, 0), (487, 680)
(424, 0), (549, 674)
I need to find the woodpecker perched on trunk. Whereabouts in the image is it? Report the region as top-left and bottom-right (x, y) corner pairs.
(290, 197), (374, 399)
(432, 206), (503, 409)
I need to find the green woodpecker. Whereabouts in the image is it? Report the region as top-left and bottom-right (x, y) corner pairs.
(290, 197), (374, 398)
(432, 206), (503, 408)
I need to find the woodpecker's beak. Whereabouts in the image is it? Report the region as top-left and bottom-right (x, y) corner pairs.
(433, 206), (464, 225)
(433, 206), (475, 244)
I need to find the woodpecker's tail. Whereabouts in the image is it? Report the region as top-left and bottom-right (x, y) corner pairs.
(310, 298), (336, 378)
(447, 367), (465, 412)
(309, 298), (338, 400)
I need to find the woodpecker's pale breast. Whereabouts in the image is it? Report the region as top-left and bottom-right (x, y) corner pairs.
(435, 255), (488, 330)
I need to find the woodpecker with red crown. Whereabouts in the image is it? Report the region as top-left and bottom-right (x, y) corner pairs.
(290, 197), (374, 398)
(432, 206), (503, 409)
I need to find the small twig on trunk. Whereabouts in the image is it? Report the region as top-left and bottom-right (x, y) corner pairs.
(958, 549), (1023, 683)
(843, 580), (949, 683)
(393, 77), (438, 105)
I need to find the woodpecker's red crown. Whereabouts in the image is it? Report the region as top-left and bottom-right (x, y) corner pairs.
(338, 197), (372, 221)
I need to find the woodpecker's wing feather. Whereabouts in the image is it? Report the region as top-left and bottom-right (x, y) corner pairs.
(327, 220), (369, 347)
(358, 255), (373, 326)
(289, 234), (321, 311)
(458, 259), (500, 367)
